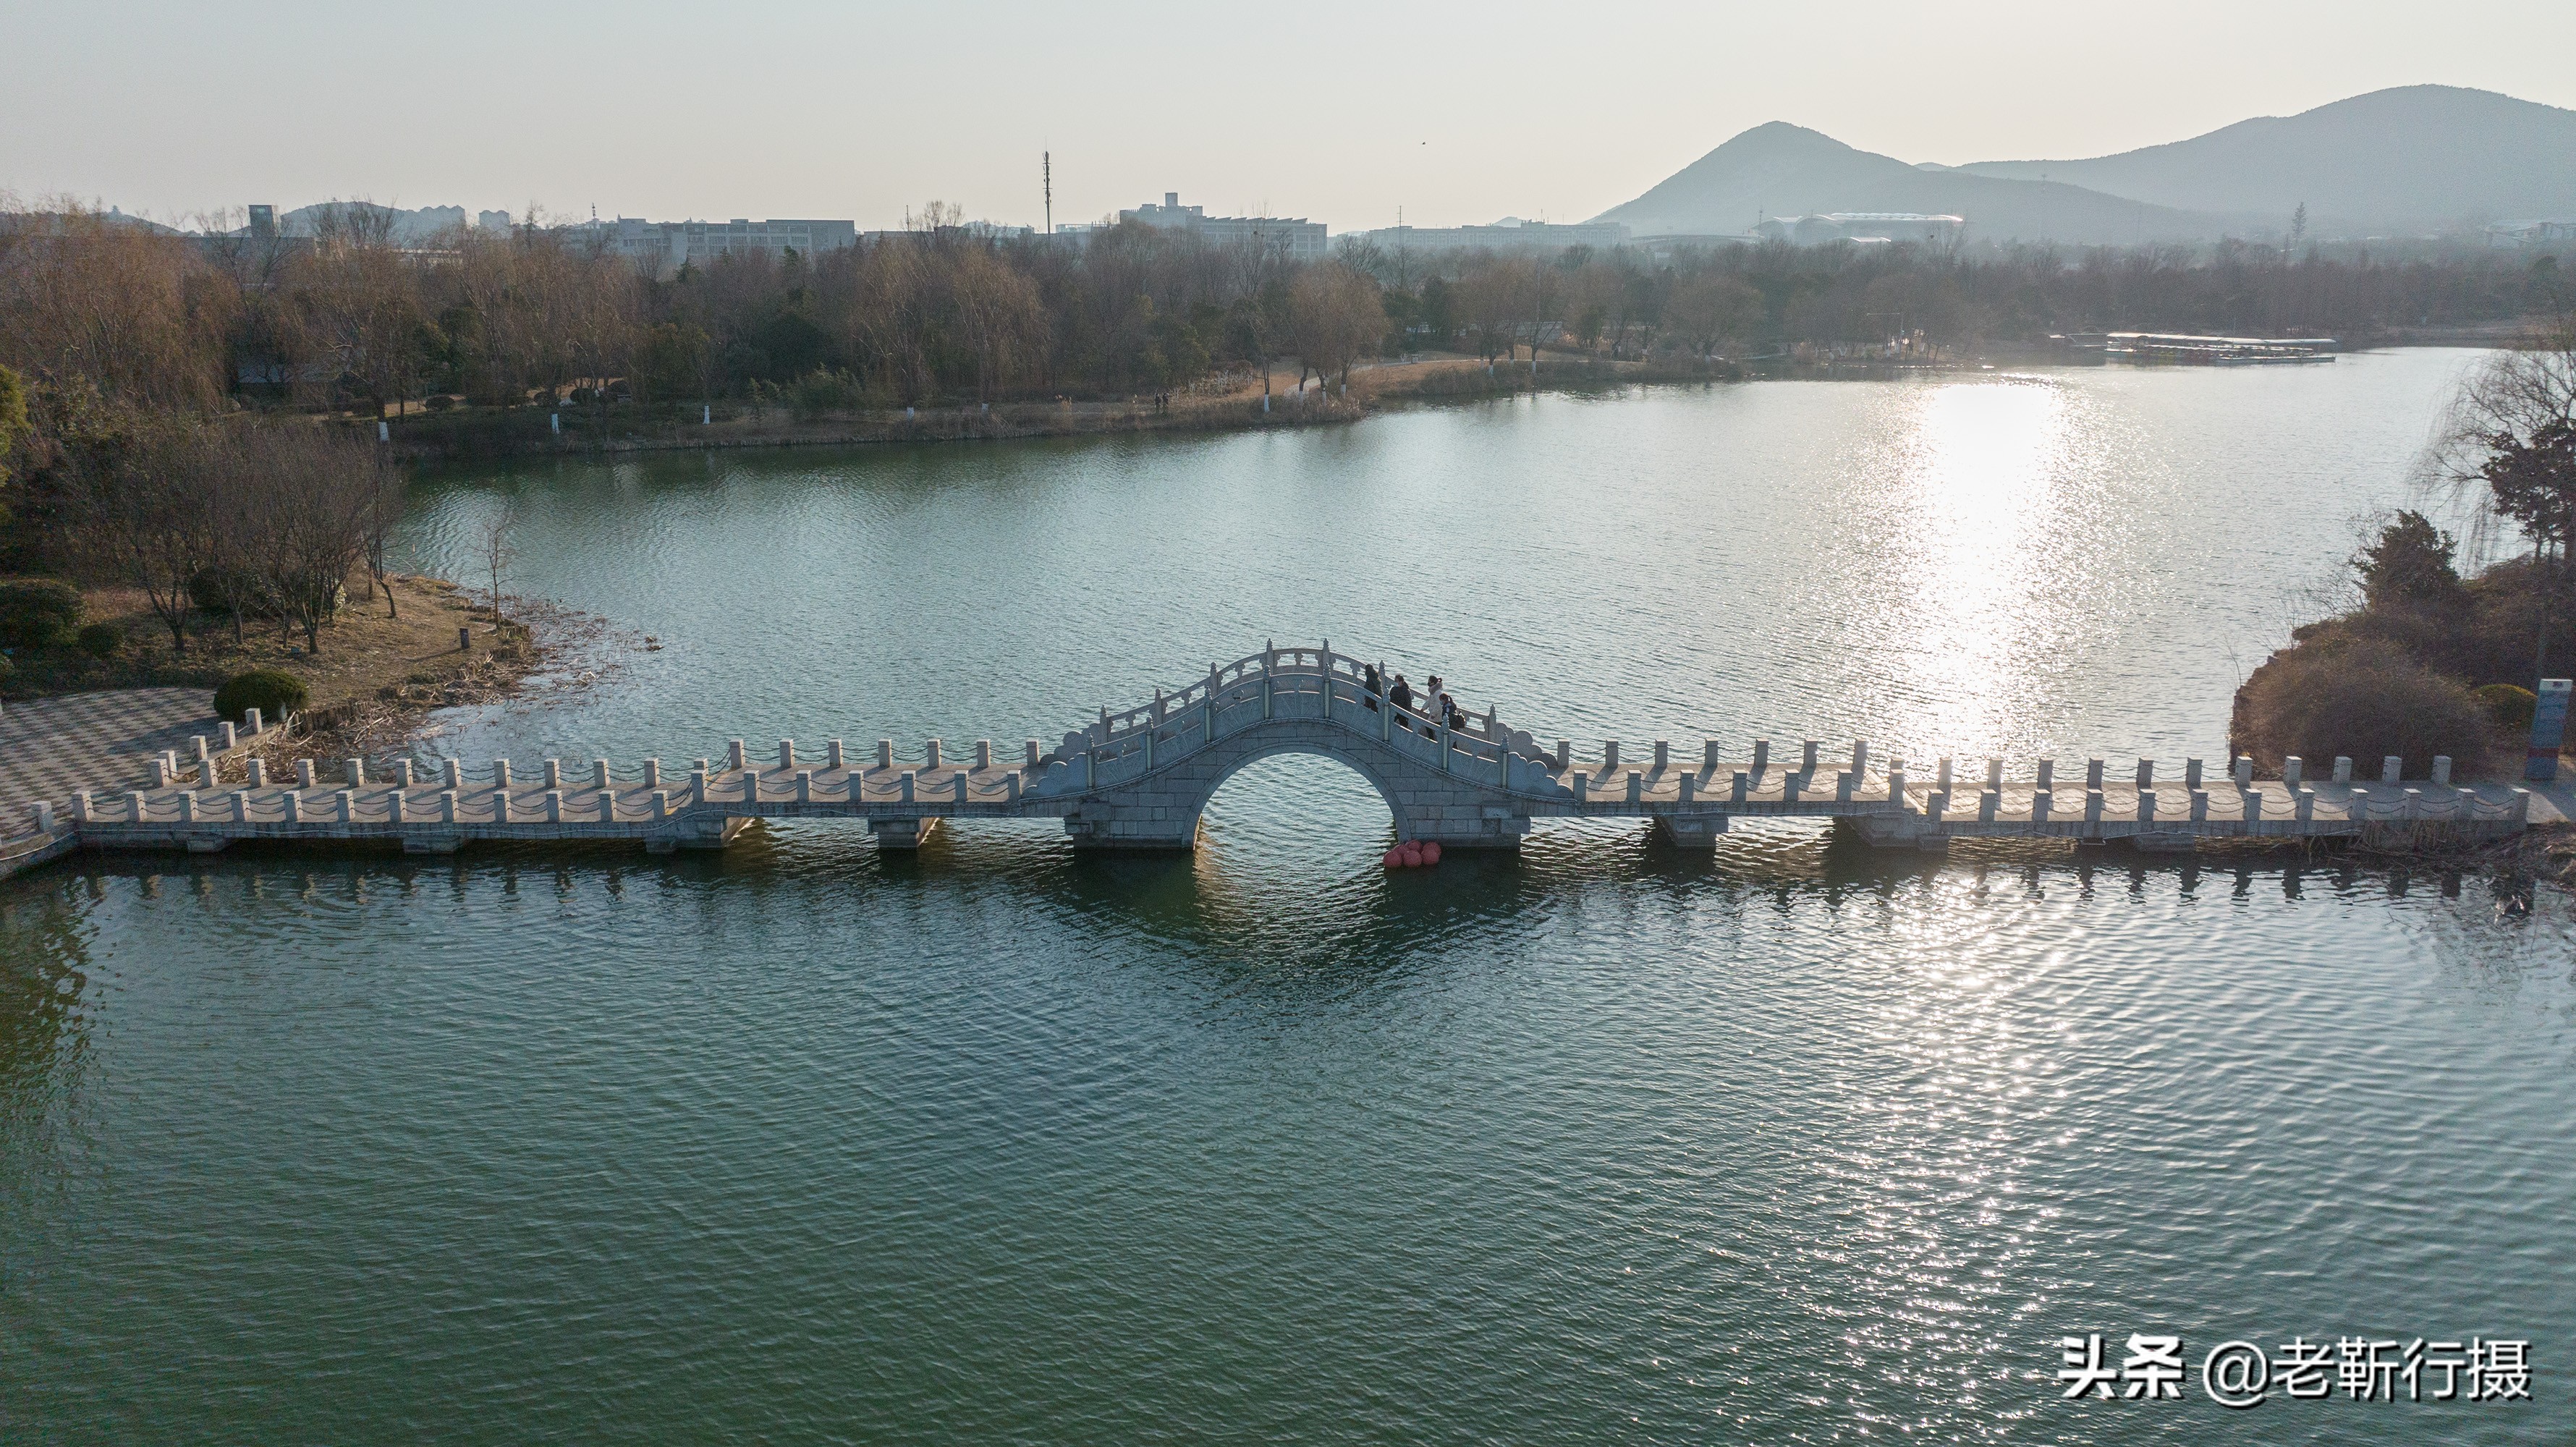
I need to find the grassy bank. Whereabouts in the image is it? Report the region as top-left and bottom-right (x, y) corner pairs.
(5, 573), (558, 760)
(371, 354), (1779, 462)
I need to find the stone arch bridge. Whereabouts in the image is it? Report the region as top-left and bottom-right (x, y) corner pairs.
(18, 642), (2538, 869)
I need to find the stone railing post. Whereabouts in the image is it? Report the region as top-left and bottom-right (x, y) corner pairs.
(1554, 740), (1570, 771)
(2332, 756), (2352, 782)
(975, 739), (993, 770)
(1800, 740), (1819, 774)
(926, 739), (943, 770)
(2432, 755), (2453, 785)
(2184, 758), (2202, 789)
(1025, 739), (1041, 768)
(1679, 773), (1695, 803)
(1751, 739), (1769, 777)
(2381, 755), (2401, 784)
(878, 739), (894, 770)
(642, 759), (661, 789)
(2085, 758), (2103, 791)
(1731, 771), (1749, 804)
(1603, 741), (1619, 773)
(543, 758), (562, 788)
(899, 771), (915, 804)
(779, 739), (796, 770)
(2190, 790), (2208, 821)
(1653, 740), (1669, 773)
(2036, 759), (2054, 792)
(2135, 758), (2153, 789)
(2283, 756), (2302, 788)
(827, 740), (846, 771)
(2033, 789), (2053, 823)
(727, 739), (747, 772)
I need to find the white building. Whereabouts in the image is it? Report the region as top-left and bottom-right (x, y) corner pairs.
(2485, 219), (2576, 250)
(1119, 192), (1328, 258)
(578, 216), (860, 272)
(1352, 218), (1630, 253)
(1754, 213), (1964, 247)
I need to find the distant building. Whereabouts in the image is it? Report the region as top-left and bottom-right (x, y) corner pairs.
(1352, 218), (1630, 253)
(1755, 213), (1964, 247)
(575, 216), (860, 272)
(477, 210), (512, 232)
(2485, 218), (2576, 250)
(1119, 192), (1328, 258)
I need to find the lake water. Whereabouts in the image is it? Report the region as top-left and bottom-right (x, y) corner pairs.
(6, 352), (2572, 1443)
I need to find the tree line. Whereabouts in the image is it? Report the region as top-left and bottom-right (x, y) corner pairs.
(0, 197), (2564, 634)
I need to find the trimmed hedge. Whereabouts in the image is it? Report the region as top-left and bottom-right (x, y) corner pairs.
(212, 670), (308, 726)
(2234, 637), (2491, 773)
(0, 577), (82, 650)
(2473, 682), (2537, 732)
(75, 621), (123, 659)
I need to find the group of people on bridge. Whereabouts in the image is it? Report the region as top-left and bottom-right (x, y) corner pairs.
(1360, 663), (1470, 734)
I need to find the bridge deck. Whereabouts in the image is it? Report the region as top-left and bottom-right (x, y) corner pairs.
(5, 642), (2538, 866)
(48, 759), (2530, 855)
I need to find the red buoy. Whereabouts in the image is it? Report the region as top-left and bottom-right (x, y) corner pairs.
(1382, 847), (1403, 869)
(1420, 841), (1442, 866)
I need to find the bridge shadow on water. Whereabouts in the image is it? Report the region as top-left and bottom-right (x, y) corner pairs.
(0, 742), (2546, 1022)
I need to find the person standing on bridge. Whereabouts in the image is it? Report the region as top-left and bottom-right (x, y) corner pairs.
(1363, 663), (1382, 711)
(1388, 672), (1414, 729)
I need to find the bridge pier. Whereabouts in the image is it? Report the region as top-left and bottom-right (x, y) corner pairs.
(1650, 815), (1729, 849)
(647, 815), (752, 853)
(1844, 815), (1951, 852)
(870, 817), (946, 850)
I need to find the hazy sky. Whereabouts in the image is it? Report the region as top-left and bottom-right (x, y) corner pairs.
(8, 0), (2573, 232)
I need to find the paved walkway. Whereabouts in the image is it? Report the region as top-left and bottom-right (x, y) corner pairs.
(0, 688), (216, 831)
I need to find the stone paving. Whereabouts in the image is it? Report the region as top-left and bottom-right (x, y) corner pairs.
(0, 687), (216, 832)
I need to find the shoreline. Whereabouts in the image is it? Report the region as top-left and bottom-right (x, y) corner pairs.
(382, 337), (2497, 465)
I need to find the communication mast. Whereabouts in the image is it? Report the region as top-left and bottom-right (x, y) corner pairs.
(1044, 152), (1053, 235)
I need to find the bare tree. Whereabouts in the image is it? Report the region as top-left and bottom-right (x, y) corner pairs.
(480, 514), (516, 624)
(63, 400), (219, 654)
(359, 444), (407, 617)
(1664, 274), (1766, 365)
(1289, 264), (1387, 391)
(2425, 310), (2576, 676)
(235, 424), (379, 655)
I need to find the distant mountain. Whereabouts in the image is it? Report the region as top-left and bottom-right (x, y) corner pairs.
(1956, 86), (2576, 234)
(1590, 122), (2221, 244)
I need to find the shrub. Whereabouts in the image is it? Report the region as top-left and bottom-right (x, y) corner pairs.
(2232, 637), (2492, 774)
(2473, 683), (2537, 731)
(76, 621), (123, 660)
(188, 565), (266, 618)
(0, 577), (82, 650)
(213, 670), (308, 726)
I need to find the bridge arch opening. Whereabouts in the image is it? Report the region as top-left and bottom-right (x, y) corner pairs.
(1194, 744), (1406, 860)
